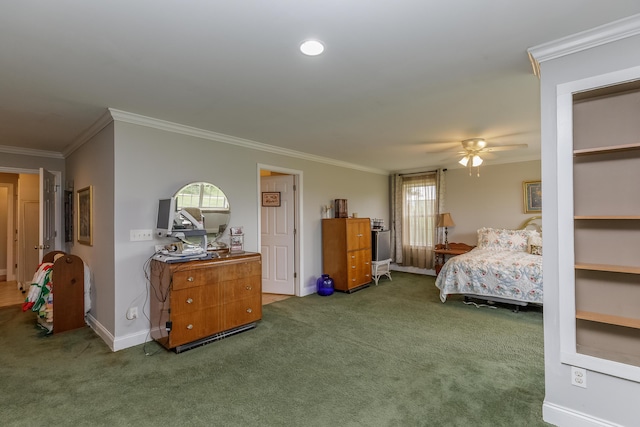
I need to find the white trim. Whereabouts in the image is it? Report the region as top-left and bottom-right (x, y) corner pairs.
(63, 109), (114, 157)
(0, 183), (15, 281)
(110, 108), (388, 175)
(0, 145), (63, 159)
(87, 313), (150, 352)
(543, 401), (625, 427)
(257, 164), (307, 297)
(528, 14), (640, 76)
(556, 65), (640, 383)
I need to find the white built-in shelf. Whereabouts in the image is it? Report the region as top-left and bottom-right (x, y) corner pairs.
(573, 142), (640, 156)
(575, 215), (640, 220)
(577, 310), (640, 330)
(575, 263), (640, 275)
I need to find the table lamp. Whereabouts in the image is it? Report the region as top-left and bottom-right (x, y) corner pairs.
(438, 213), (455, 250)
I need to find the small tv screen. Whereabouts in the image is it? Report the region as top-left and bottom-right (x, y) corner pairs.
(156, 198), (175, 235)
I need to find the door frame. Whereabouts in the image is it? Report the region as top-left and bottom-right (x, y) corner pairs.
(0, 183), (15, 280)
(257, 164), (303, 297)
(0, 167), (62, 282)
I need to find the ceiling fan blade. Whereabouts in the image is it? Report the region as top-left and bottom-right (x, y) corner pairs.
(484, 144), (528, 152)
(423, 141), (461, 153)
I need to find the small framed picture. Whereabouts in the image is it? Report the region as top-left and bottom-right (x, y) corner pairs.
(523, 181), (542, 213)
(262, 191), (281, 207)
(230, 226), (244, 235)
(77, 185), (93, 245)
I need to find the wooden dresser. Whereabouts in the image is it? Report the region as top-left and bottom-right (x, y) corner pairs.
(322, 218), (372, 292)
(149, 252), (262, 352)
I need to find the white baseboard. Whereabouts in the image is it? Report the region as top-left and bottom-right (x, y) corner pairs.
(390, 263), (436, 276)
(85, 313), (150, 352)
(543, 401), (624, 427)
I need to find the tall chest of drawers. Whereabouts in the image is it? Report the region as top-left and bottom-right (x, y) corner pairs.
(149, 252), (262, 352)
(322, 218), (372, 292)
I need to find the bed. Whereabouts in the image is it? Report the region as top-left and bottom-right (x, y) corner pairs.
(435, 223), (543, 310)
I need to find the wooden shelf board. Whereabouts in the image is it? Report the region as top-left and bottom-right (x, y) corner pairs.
(575, 263), (640, 275)
(575, 215), (640, 220)
(574, 142), (640, 156)
(577, 310), (640, 330)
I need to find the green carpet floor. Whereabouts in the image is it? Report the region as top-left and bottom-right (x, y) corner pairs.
(0, 272), (547, 426)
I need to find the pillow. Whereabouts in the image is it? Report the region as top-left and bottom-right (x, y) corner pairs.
(528, 234), (543, 255)
(477, 227), (537, 252)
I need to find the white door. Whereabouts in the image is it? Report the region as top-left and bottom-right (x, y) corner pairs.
(261, 174), (295, 294)
(22, 201), (40, 284)
(39, 168), (55, 261)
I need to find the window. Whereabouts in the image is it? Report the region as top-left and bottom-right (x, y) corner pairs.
(175, 182), (229, 211)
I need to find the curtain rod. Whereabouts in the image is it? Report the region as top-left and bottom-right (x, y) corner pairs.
(398, 168), (445, 177)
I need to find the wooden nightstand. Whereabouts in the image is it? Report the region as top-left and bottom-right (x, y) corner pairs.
(434, 242), (474, 275)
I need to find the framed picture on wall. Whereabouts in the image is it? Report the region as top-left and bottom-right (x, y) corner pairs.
(523, 181), (542, 213)
(262, 191), (281, 207)
(77, 185), (93, 245)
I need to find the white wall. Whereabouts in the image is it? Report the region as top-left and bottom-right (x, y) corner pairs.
(65, 123), (116, 337)
(539, 33), (640, 427)
(103, 118), (389, 349)
(445, 160), (541, 246)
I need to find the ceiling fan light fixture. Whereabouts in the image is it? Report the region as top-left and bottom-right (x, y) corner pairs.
(458, 155), (470, 167)
(472, 155), (483, 167)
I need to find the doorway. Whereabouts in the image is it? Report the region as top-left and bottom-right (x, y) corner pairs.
(258, 165), (302, 297)
(0, 168), (62, 293)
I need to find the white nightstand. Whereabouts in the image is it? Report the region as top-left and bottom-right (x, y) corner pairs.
(371, 259), (392, 285)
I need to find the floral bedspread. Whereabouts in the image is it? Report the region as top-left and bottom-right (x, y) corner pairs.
(435, 248), (543, 304)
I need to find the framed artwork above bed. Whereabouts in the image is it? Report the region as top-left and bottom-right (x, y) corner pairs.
(523, 181), (542, 213)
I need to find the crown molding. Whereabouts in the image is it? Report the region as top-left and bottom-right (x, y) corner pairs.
(527, 13), (640, 77)
(108, 108), (389, 175)
(0, 144), (64, 159)
(63, 109), (114, 157)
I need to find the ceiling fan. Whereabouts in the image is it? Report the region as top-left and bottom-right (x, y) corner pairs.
(428, 137), (528, 176)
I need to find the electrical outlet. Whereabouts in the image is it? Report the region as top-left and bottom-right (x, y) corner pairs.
(126, 307), (138, 320)
(571, 366), (587, 388)
(130, 229), (153, 241)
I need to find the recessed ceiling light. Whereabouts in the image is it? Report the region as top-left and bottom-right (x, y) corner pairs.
(300, 39), (324, 56)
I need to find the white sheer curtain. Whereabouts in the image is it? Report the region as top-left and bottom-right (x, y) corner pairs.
(390, 170), (444, 269)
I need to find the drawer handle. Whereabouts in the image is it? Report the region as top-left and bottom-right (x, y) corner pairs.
(351, 255), (355, 259)
(245, 285), (252, 290)
(186, 298), (193, 304)
(352, 266), (356, 269)
(186, 324), (193, 330)
(357, 234), (363, 237)
(246, 308), (252, 313)
(187, 277), (194, 282)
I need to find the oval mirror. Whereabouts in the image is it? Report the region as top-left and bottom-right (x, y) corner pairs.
(173, 182), (230, 246)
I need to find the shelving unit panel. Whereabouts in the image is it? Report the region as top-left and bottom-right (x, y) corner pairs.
(573, 153), (640, 216)
(576, 264), (640, 274)
(573, 89), (640, 151)
(574, 142), (640, 156)
(574, 223), (640, 267)
(575, 270), (640, 320)
(576, 320), (640, 368)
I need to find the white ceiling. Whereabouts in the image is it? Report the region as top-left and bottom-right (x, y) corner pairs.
(2, 1), (640, 173)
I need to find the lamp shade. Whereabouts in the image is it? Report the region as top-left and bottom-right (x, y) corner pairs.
(438, 213), (455, 228)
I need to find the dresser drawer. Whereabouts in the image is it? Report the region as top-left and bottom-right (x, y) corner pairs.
(224, 295), (262, 330)
(222, 276), (261, 301)
(171, 268), (218, 290)
(218, 260), (262, 282)
(170, 285), (221, 315)
(168, 308), (222, 347)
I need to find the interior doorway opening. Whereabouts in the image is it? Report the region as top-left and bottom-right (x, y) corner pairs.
(258, 165), (302, 298)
